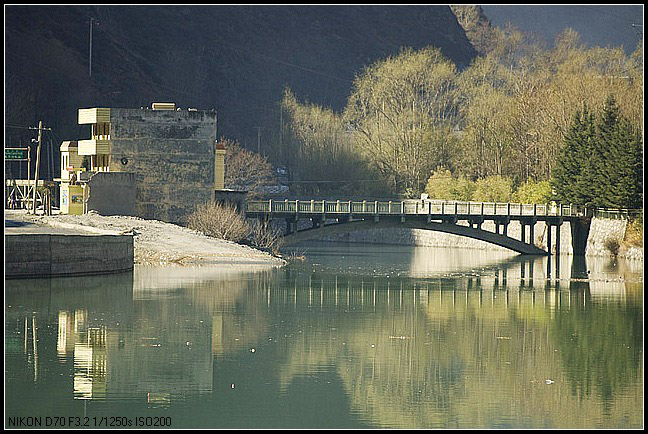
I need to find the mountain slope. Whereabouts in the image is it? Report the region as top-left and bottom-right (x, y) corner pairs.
(5, 5), (477, 180)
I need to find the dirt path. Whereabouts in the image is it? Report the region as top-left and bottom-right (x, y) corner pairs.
(7, 210), (285, 267)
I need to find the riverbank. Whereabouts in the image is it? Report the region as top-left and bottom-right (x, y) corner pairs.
(5, 210), (286, 268)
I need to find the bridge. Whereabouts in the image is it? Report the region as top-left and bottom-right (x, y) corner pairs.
(245, 199), (596, 255)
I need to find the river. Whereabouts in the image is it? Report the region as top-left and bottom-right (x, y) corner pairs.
(5, 242), (643, 429)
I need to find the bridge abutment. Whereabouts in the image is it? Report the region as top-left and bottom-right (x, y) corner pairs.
(570, 218), (591, 255)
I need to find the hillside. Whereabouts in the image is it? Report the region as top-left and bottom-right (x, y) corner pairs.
(450, 5), (496, 55)
(5, 5), (477, 181)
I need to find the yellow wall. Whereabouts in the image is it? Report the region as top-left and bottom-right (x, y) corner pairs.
(60, 184), (85, 215)
(214, 149), (225, 190)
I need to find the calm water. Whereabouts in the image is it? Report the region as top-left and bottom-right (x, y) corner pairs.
(5, 242), (644, 429)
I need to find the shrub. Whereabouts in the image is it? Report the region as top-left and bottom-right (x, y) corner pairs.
(425, 168), (474, 200)
(222, 137), (277, 198)
(603, 237), (620, 257)
(624, 217), (643, 248)
(513, 180), (552, 204)
(187, 202), (249, 243)
(249, 219), (285, 254)
(472, 176), (513, 202)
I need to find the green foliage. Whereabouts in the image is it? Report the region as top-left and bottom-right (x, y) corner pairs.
(601, 101), (643, 209)
(551, 96), (643, 209)
(424, 168), (474, 200)
(551, 105), (597, 205)
(280, 88), (389, 198)
(472, 176), (513, 202)
(279, 29), (642, 205)
(513, 180), (551, 204)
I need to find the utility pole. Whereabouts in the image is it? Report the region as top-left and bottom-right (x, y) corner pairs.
(257, 126), (262, 155)
(29, 121), (51, 215)
(279, 105), (283, 149)
(89, 17), (99, 77)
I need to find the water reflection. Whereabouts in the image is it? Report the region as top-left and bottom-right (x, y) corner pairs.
(266, 272), (642, 428)
(4, 245), (643, 428)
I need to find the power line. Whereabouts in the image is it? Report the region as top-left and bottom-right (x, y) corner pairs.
(579, 5), (640, 24)
(6, 17), (352, 107)
(216, 39), (351, 84)
(5, 124), (35, 131)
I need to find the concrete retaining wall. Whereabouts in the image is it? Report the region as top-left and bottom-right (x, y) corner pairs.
(5, 233), (134, 279)
(86, 172), (136, 216)
(585, 217), (627, 257)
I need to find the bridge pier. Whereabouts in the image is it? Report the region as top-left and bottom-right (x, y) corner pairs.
(545, 219), (563, 255)
(521, 223), (526, 243)
(311, 216), (323, 229)
(520, 219), (537, 246)
(570, 218), (590, 255)
(443, 216), (458, 225)
(495, 217), (510, 236)
(529, 222), (535, 246)
(285, 216), (298, 236)
(469, 216), (484, 230)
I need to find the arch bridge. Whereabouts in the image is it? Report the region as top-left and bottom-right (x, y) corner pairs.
(246, 199), (594, 255)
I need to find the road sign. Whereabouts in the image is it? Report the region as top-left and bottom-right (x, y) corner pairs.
(5, 148), (29, 161)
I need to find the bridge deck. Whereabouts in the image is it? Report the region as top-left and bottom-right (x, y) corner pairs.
(246, 199), (586, 220)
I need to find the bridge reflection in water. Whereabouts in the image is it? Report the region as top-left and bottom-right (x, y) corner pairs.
(5, 249), (641, 428)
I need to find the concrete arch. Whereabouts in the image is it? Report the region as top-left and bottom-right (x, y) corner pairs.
(283, 219), (548, 255)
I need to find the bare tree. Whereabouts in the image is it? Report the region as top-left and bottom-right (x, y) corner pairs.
(222, 137), (277, 198)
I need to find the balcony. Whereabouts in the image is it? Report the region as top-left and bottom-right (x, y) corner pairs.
(78, 138), (111, 156)
(78, 108), (110, 125)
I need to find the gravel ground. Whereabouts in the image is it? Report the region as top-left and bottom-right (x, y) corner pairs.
(7, 210), (286, 267)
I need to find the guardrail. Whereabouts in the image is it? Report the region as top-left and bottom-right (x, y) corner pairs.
(593, 207), (642, 220)
(246, 199), (594, 218)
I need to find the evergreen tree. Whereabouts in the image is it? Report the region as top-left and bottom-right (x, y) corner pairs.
(552, 96), (643, 209)
(574, 108), (600, 206)
(606, 116), (643, 209)
(595, 95), (643, 209)
(594, 95), (621, 207)
(551, 105), (595, 204)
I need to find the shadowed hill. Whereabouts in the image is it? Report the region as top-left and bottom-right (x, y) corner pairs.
(5, 5), (477, 181)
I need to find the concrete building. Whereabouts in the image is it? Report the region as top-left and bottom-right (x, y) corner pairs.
(60, 103), (220, 224)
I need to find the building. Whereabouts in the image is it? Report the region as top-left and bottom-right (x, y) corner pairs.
(59, 103), (220, 224)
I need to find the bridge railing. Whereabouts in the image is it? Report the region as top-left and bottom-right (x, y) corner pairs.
(246, 199), (597, 218)
(593, 207), (642, 220)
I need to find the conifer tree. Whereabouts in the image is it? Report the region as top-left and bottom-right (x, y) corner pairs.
(551, 105), (595, 204)
(594, 95), (621, 207)
(602, 108), (643, 208)
(595, 95), (643, 209)
(552, 96), (643, 209)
